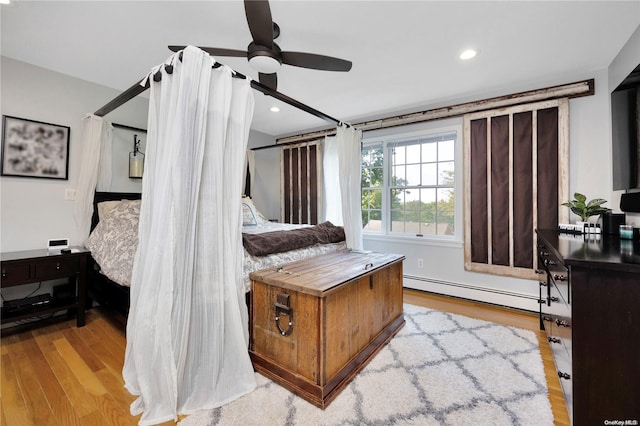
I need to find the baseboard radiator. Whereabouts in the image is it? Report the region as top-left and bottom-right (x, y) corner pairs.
(403, 274), (540, 312)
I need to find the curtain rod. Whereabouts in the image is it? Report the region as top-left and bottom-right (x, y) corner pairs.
(112, 122), (147, 133)
(94, 56), (342, 126)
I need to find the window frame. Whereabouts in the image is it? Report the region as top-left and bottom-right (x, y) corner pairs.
(362, 120), (463, 243)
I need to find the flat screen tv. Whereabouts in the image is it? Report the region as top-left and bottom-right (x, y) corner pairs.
(612, 63), (640, 190)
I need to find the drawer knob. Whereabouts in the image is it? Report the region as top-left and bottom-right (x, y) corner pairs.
(1, 269), (6, 278)
(553, 274), (567, 281)
(539, 281), (548, 287)
(548, 337), (561, 344)
(542, 315), (552, 322)
(56, 262), (61, 270)
(549, 296), (559, 303)
(538, 299), (547, 304)
(558, 371), (571, 380)
(544, 259), (557, 266)
(535, 269), (544, 275)
(555, 319), (570, 328)
(540, 251), (549, 257)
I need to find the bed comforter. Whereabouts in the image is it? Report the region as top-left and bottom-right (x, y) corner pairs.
(85, 200), (347, 292)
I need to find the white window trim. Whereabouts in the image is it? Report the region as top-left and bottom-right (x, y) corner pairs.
(362, 119), (464, 243)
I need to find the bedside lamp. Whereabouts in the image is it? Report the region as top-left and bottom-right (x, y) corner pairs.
(129, 135), (144, 178)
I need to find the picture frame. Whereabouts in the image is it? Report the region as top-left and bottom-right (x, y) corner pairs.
(1, 115), (70, 180)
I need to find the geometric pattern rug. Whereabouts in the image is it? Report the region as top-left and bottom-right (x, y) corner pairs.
(179, 303), (554, 425)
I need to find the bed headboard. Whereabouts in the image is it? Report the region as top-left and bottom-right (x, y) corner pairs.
(91, 191), (142, 232)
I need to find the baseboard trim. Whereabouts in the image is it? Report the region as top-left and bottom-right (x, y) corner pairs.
(402, 274), (540, 313)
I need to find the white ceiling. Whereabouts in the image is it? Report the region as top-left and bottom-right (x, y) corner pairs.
(2, 1), (639, 138)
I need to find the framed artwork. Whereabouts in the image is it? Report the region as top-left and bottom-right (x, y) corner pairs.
(1, 115), (70, 180)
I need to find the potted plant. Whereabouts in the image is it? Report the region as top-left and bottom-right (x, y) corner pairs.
(561, 192), (611, 225)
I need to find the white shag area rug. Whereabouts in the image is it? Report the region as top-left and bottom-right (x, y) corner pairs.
(180, 303), (554, 426)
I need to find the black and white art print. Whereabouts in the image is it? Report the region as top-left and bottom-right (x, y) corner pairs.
(1, 115), (70, 180)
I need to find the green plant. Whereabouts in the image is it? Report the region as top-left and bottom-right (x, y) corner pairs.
(561, 192), (611, 222)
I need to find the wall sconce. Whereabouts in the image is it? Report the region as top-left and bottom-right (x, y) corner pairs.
(129, 134), (144, 178)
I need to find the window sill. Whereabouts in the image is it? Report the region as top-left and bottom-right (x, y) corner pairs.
(362, 232), (463, 248)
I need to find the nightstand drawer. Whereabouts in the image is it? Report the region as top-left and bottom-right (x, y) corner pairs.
(1, 262), (31, 287)
(35, 257), (79, 280)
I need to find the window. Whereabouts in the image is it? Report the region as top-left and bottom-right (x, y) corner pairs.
(362, 127), (459, 239)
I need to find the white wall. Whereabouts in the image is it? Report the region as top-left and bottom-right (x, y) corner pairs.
(1, 56), (149, 252)
(360, 67), (634, 312)
(0, 56), (277, 252)
(246, 130), (279, 220)
(362, 25), (640, 312)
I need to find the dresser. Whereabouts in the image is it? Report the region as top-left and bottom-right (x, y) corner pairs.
(536, 229), (640, 425)
(249, 251), (405, 408)
(1, 248), (89, 333)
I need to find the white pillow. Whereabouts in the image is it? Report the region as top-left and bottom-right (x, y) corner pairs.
(241, 196), (269, 224)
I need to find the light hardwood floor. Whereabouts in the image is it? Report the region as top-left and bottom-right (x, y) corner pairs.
(1, 289), (570, 425)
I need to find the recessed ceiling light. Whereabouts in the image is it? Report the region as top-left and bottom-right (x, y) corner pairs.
(270, 106), (280, 112)
(0, 0), (12, 5)
(459, 49), (477, 60)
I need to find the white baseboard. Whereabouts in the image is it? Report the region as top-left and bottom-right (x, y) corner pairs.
(403, 274), (541, 313)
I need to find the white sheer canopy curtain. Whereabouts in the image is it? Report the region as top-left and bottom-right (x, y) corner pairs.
(322, 135), (343, 225)
(122, 46), (256, 425)
(74, 114), (113, 239)
(337, 124), (364, 250)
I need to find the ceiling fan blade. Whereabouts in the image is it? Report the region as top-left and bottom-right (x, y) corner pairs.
(244, 0), (274, 48)
(259, 73), (278, 90)
(168, 45), (248, 58)
(281, 51), (352, 72)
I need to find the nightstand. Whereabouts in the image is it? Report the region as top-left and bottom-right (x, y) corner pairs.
(1, 247), (89, 333)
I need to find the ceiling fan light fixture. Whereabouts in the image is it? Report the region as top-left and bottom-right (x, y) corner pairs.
(249, 55), (281, 74)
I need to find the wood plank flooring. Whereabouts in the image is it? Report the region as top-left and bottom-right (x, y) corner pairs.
(1, 289), (570, 425)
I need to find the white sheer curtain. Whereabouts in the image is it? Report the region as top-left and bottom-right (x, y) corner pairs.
(322, 135), (343, 225)
(122, 46), (256, 425)
(338, 124), (364, 249)
(74, 114), (112, 239)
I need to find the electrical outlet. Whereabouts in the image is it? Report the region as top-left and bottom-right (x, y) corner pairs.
(64, 188), (76, 201)
(417, 258), (424, 269)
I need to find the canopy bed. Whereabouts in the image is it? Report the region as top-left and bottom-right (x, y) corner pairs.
(84, 191), (347, 317)
(77, 44), (363, 425)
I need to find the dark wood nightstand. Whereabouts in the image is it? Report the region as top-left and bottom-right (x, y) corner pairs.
(1, 247), (89, 333)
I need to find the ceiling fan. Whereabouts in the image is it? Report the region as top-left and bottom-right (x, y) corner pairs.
(168, 0), (352, 90)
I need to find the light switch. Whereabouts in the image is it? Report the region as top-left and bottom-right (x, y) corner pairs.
(64, 188), (76, 200)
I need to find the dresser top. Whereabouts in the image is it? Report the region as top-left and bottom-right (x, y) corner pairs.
(537, 229), (640, 273)
(249, 251), (405, 296)
(1, 247), (90, 263)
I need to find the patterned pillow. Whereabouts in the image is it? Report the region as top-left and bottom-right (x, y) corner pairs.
(85, 199), (140, 287)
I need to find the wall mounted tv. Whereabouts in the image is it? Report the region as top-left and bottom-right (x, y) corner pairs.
(612, 63), (640, 190)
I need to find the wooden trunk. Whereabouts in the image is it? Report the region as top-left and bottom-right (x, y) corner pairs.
(249, 251), (405, 408)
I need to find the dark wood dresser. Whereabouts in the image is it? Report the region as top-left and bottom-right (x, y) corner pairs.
(536, 229), (640, 425)
(1, 248), (89, 334)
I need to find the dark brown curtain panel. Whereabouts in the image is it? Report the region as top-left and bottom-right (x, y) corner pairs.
(282, 141), (321, 225)
(491, 115), (510, 266)
(513, 111), (534, 269)
(470, 118), (488, 264)
(465, 100), (567, 279)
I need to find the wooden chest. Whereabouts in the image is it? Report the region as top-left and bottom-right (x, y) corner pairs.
(249, 251), (405, 408)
